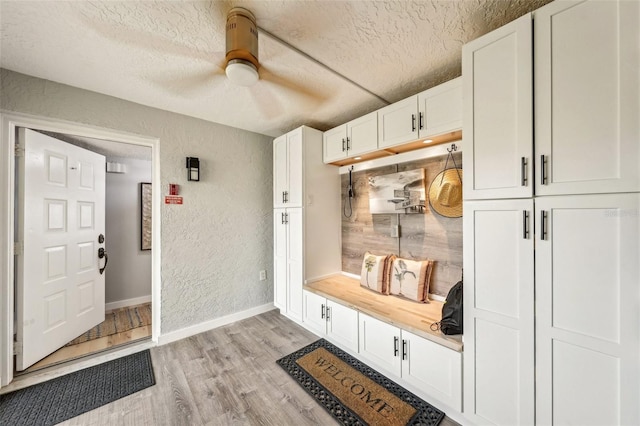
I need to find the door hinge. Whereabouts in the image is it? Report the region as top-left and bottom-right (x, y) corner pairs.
(14, 241), (23, 256)
(14, 145), (24, 157)
(13, 341), (22, 356)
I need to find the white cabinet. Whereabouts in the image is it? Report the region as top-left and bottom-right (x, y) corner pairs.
(272, 126), (341, 322)
(323, 112), (378, 163)
(358, 313), (462, 410)
(377, 96), (420, 149)
(463, 2), (640, 424)
(535, 193), (640, 426)
(462, 13), (533, 200)
(417, 77), (462, 139)
(302, 291), (359, 353)
(378, 78), (463, 150)
(274, 208), (303, 321)
(463, 199), (535, 425)
(534, 0), (640, 196)
(273, 128), (302, 208)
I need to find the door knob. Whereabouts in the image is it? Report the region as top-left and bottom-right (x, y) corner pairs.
(98, 247), (108, 275)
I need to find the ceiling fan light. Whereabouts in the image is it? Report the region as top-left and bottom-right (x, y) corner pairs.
(226, 59), (259, 86)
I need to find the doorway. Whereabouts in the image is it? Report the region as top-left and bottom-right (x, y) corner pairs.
(0, 111), (161, 388)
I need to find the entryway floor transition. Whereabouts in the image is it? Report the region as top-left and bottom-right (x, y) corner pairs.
(19, 303), (152, 374)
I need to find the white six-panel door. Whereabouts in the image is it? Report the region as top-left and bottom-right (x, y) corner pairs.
(463, 199), (535, 425)
(535, 193), (640, 426)
(17, 129), (106, 370)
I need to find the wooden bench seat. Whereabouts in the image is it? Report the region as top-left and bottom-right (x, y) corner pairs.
(305, 274), (463, 352)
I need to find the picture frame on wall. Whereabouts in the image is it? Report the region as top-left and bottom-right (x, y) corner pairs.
(140, 182), (152, 250)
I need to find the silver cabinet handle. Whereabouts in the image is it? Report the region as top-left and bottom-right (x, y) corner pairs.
(321, 304), (325, 319)
(521, 157), (528, 186)
(540, 155), (548, 185)
(342, 138), (346, 152)
(346, 137), (350, 151)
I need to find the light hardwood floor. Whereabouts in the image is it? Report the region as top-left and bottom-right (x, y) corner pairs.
(59, 310), (459, 425)
(22, 325), (152, 373)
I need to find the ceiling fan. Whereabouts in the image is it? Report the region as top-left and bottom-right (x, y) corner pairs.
(224, 7), (260, 87)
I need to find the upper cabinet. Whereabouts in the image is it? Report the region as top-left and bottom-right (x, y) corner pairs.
(273, 129), (303, 208)
(323, 111), (378, 163)
(417, 77), (462, 139)
(462, 14), (533, 200)
(378, 77), (463, 150)
(464, 0), (640, 200)
(534, 0), (640, 196)
(377, 96), (420, 149)
(323, 78), (462, 165)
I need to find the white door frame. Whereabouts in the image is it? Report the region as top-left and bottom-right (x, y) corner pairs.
(0, 110), (162, 387)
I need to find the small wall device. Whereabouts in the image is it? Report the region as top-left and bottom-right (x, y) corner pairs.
(186, 157), (200, 181)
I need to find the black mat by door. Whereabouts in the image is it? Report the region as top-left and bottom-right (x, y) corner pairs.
(0, 349), (155, 426)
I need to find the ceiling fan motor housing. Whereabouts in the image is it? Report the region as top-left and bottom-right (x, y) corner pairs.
(226, 7), (259, 69)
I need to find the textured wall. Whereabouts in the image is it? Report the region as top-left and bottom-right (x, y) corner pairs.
(342, 151), (463, 298)
(105, 157), (152, 305)
(1, 69), (274, 334)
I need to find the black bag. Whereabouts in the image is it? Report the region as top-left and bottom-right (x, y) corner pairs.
(440, 280), (463, 335)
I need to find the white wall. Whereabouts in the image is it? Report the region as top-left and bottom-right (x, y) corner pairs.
(1, 69), (275, 334)
(105, 156), (152, 306)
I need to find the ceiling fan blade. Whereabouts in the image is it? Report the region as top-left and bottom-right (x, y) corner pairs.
(248, 83), (283, 120)
(147, 67), (225, 96)
(258, 65), (331, 104)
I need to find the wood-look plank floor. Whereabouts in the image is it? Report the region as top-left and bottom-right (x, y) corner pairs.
(58, 310), (459, 426)
(22, 325), (152, 373)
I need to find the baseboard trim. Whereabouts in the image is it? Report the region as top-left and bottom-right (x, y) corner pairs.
(158, 303), (276, 346)
(105, 295), (152, 311)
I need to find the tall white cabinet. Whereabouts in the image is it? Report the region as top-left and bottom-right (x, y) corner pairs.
(463, 1), (640, 425)
(272, 126), (341, 322)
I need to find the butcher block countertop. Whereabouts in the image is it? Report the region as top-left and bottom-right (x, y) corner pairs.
(305, 274), (463, 352)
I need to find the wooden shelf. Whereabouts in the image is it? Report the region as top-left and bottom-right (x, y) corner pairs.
(305, 274), (463, 352)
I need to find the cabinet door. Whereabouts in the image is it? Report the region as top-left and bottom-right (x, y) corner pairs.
(401, 330), (462, 411)
(462, 14), (533, 200)
(535, 0), (640, 196)
(347, 111), (378, 156)
(273, 135), (288, 208)
(273, 209), (288, 311)
(286, 208), (304, 321)
(377, 96), (419, 149)
(326, 301), (358, 353)
(286, 129), (303, 208)
(536, 194), (640, 426)
(418, 77), (462, 139)
(302, 291), (327, 336)
(358, 313), (401, 376)
(323, 124), (347, 163)
(463, 199), (535, 425)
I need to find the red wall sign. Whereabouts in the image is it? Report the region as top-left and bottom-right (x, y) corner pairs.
(165, 196), (183, 205)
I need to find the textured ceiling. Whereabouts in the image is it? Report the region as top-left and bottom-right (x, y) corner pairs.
(0, 0), (552, 137)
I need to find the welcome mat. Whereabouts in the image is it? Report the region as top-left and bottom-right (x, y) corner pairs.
(277, 339), (445, 426)
(0, 350), (155, 426)
(65, 303), (152, 346)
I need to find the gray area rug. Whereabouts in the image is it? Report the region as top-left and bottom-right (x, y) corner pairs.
(0, 349), (155, 426)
